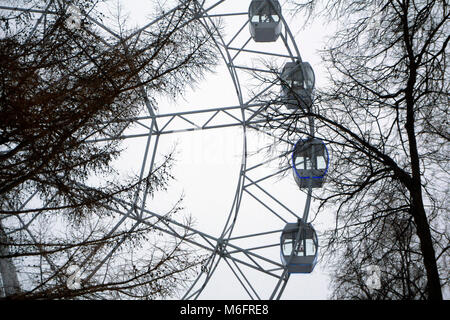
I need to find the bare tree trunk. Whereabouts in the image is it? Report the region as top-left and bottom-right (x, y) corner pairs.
(410, 199), (443, 300)
(404, 61), (443, 300)
(0, 221), (21, 297)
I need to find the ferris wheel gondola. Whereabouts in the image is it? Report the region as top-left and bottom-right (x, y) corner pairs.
(248, 0), (282, 42)
(280, 220), (318, 273)
(280, 61), (315, 110)
(292, 137), (329, 189)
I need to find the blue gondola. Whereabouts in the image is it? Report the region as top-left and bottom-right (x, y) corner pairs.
(292, 138), (329, 189)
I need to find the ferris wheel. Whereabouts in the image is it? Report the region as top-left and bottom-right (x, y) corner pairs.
(0, 0), (330, 299)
